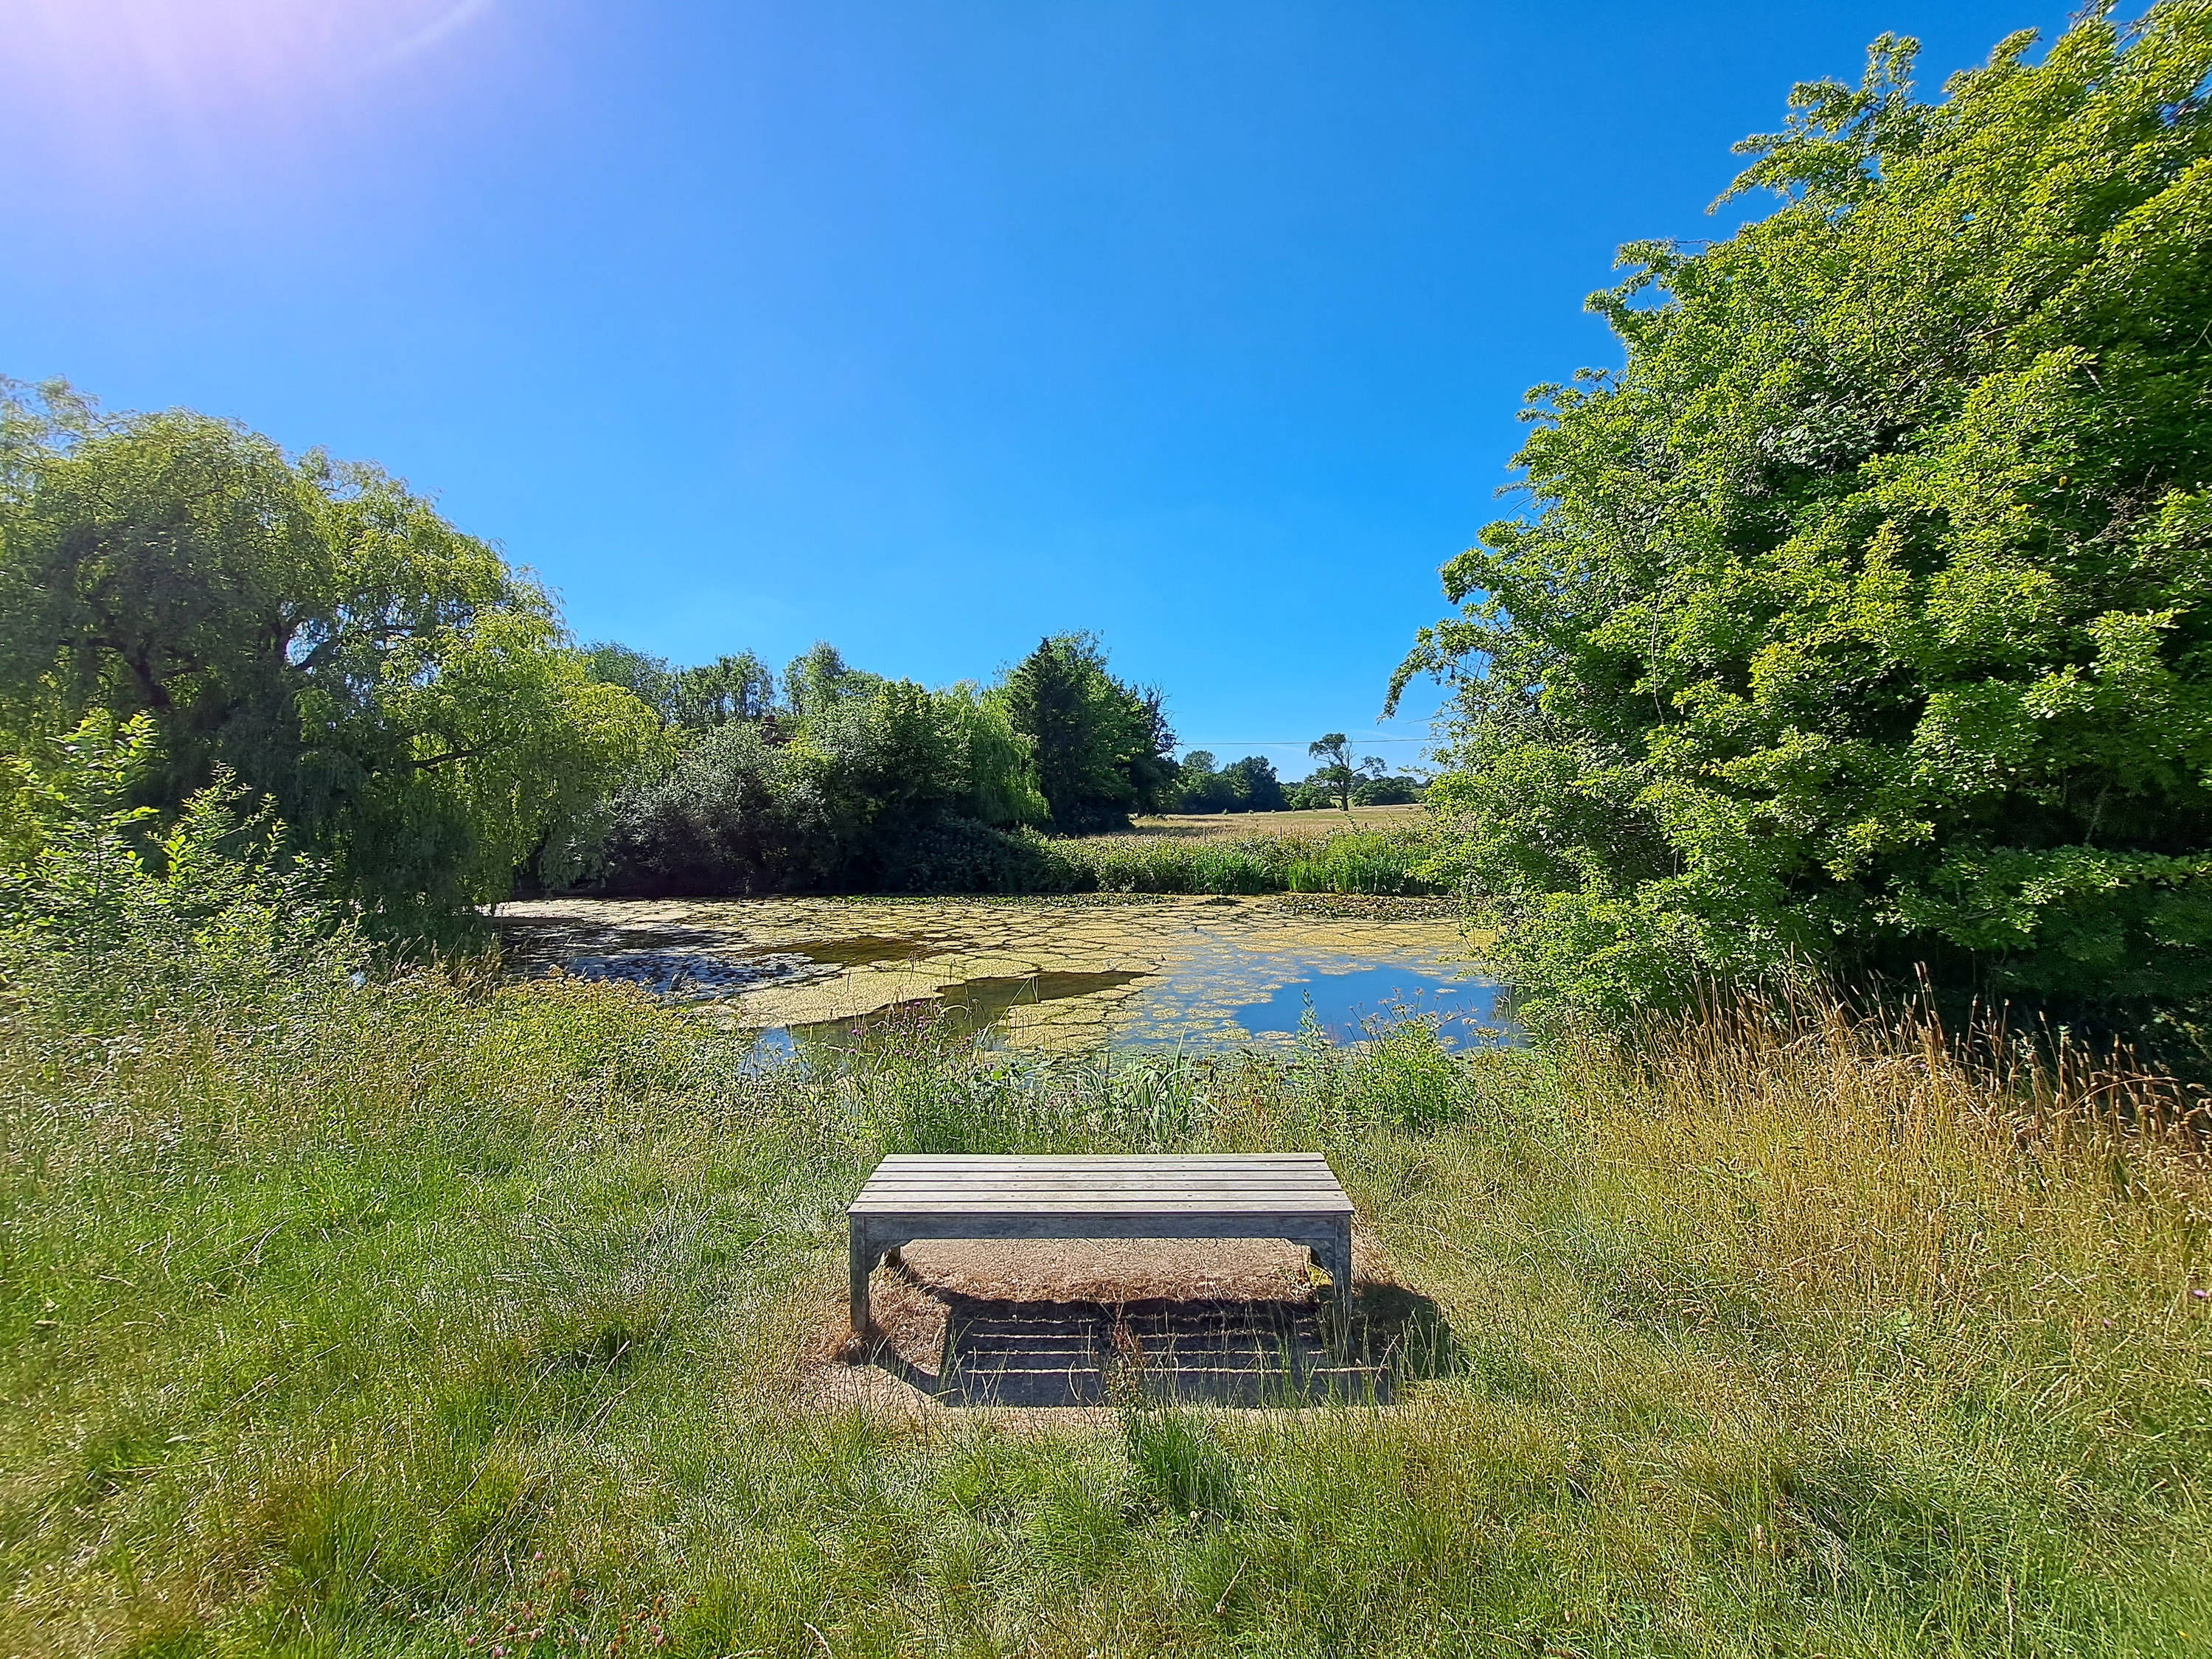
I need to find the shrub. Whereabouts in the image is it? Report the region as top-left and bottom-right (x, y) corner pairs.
(873, 819), (1088, 894)
(0, 714), (366, 1027)
(1394, 9), (2212, 1027)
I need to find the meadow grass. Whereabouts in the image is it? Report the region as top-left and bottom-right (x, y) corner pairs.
(2, 959), (2208, 1656)
(1048, 824), (1440, 897)
(1127, 808), (1429, 838)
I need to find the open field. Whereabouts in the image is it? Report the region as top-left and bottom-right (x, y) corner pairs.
(1128, 806), (1429, 838)
(4, 959), (2208, 1655)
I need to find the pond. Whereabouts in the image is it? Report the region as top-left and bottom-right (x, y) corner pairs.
(494, 894), (1515, 1057)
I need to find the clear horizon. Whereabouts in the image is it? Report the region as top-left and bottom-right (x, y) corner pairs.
(1, 0), (2068, 779)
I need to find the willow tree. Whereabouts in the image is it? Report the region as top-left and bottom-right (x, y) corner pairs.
(0, 382), (662, 933)
(1394, 7), (2212, 1020)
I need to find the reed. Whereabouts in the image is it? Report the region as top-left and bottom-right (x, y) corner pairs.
(1048, 824), (1443, 897)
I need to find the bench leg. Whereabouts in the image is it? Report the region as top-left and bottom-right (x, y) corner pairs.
(849, 1222), (875, 1335)
(1307, 1225), (1353, 1356)
(1328, 1223), (1354, 1308)
(1304, 1230), (1352, 1300)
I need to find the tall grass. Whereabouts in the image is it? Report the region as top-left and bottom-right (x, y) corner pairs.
(1048, 824), (1443, 897)
(2, 791), (2206, 1654)
(4, 883), (2208, 1658)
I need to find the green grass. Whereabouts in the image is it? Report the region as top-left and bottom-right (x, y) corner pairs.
(3, 961), (2208, 1655)
(1048, 825), (1442, 897)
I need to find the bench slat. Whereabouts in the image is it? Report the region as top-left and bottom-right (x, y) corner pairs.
(855, 1190), (1348, 1206)
(854, 1177), (1336, 1186)
(847, 1152), (1356, 1334)
(860, 1186), (1340, 1198)
(876, 1159), (1327, 1168)
(872, 1160), (1328, 1172)
(872, 1156), (1329, 1168)
(855, 1201), (1350, 1214)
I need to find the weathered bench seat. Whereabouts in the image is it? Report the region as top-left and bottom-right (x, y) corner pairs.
(848, 1152), (1354, 1332)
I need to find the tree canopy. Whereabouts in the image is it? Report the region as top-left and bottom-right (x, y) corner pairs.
(1394, 6), (2212, 1022)
(1172, 751), (1287, 813)
(1000, 633), (1178, 832)
(1303, 734), (1388, 813)
(592, 663), (1052, 896)
(0, 382), (662, 933)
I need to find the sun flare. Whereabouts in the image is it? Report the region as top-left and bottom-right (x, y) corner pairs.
(11, 0), (495, 98)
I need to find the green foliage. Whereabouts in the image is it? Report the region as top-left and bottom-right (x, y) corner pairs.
(582, 644), (779, 731)
(1054, 835), (1283, 894)
(1045, 823), (1441, 895)
(782, 640), (881, 722)
(0, 382), (664, 936)
(870, 817), (1085, 894)
(0, 712), (366, 1023)
(672, 651), (776, 726)
(3, 892), (2205, 1652)
(1304, 733), (1374, 813)
(580, 641), (679, 719)
(1352, 775), (1423, 807)
(1396, 8), (2212, 1023)
(1173, 751), (1287, 813)
(597, 672), (1048, 894)
(593, 630), (1199, 894)
(1284, 831), (1439, 896)
(1001, 633), (1178, 832)
(1293, 734), (1405, 812)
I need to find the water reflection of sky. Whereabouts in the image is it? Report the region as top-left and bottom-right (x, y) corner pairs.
(1228, 961), (1517, 1048)
(495, 895), (1514, 1065)
(755, 945), (1514, 1062)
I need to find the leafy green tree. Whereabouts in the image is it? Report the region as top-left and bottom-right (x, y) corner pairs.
(1392, 8), (2212, 1021)
(1175, 750), (1232, 813)
(597, 659), (1046, 895)
(1305, 734), (1385, 813)
(1351, 775), (1422, 807)
(582, 645), (778, 732)
(1173, 751), (1287, 813)
(783, 641), (881, 722)
(0, 711), (365, 1018)
(0, 383), (662, 933)
(1221, 755), (1286, 812)
(671, 652), (776, 726)
(582, 643), (679, 723)
(1001, 633), (1176, 832)
(937, 681), (1048, 827)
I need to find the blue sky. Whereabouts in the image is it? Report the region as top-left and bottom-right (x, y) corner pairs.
(2, 0), (2067, 779)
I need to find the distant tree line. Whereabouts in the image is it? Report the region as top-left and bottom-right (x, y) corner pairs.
(576, 631), (1181, 895)
(0, 376), (1434, 929)
(1168, 742), (1425, 814)
(0, 380), (1207, 923)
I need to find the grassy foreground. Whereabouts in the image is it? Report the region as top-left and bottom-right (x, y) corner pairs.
(4, 963), (2209, 1656)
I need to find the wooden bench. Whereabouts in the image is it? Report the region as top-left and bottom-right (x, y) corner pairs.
(848, 1152), (1354, 1332)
